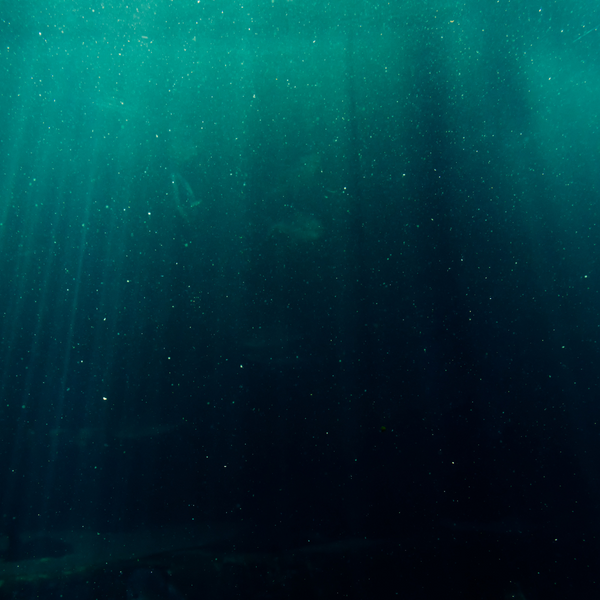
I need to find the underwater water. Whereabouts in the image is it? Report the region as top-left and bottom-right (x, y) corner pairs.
(1, 1), (600, 598)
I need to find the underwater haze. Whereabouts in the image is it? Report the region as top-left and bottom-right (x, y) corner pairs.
(1, 1), (600, 598)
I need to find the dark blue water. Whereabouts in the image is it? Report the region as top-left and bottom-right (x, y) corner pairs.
(1, 1), (600, 598)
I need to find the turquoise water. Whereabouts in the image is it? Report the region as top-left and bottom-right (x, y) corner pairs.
(1, 2), (600, 598)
